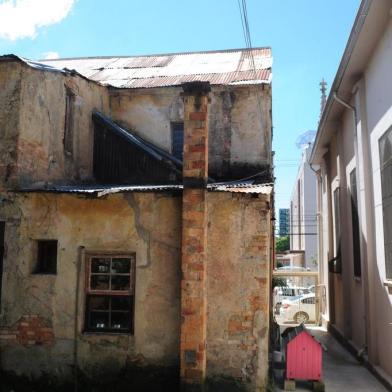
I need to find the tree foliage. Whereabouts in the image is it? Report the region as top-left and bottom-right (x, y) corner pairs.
(276, 235), (289, 252)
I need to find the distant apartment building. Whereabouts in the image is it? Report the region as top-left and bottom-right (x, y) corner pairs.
(279, 208), (289, 236)
(311, 0), (392, 386)
(290, 143), (318, 269)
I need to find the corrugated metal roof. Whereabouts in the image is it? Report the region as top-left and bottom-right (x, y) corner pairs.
(18, 184), (183, 197)
(40, 48), (272, 89)
(17, 180), (273, 197)
(0, 54), (67, 74)
(207, 181), (273, 194)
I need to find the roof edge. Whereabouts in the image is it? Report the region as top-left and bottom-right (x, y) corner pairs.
(39, 47), (272, 62)
(311, 0), (372, 163)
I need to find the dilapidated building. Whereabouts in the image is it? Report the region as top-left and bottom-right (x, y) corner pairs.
(0, 48), (274, 391)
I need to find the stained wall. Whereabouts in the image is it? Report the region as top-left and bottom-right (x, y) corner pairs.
(0, 192), (182, 378)
(109, 85), (272, 181)
(206, 192), (271, 390)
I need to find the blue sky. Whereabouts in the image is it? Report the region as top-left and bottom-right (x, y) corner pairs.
(0, 0), (360, 215)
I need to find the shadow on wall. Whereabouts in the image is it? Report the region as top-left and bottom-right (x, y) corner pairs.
(2, 367), (258, 392)
(1, 365), (180, 392)
(329, 227), (392, 388)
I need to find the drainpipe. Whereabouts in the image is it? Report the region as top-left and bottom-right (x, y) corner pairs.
(74, 246), (85, 392)
(308, 162), (323, 324)
(331, 92), (368, 357)
(333, 93), (358, 130)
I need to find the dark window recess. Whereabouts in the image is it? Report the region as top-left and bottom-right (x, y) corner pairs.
(350, 169), (361, 277)
(64, 88), (74, 155)
(379, 127), (392, 280)
(34, 240), (58, 274)
(85, 255), (135, 333)
(0, 222), (5, 307)
(330, 188), (342, 274)
(93, 115), (179, 184)
(171, 122), (184, 161)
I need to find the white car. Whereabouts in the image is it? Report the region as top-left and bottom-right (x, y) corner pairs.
(279, 293), (316, 324)
(273, 286), (311, 306)
(275, 266), (310, 271)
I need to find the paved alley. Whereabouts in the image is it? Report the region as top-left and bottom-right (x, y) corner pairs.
(275, 327), (388, 392)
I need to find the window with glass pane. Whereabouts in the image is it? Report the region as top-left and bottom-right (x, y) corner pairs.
(379, 127), (392, 280)
(85, 255), (135, 333)
(350, 169), (362, 277)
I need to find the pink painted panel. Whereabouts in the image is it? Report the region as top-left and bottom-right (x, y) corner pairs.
(286, 331), (322, 381)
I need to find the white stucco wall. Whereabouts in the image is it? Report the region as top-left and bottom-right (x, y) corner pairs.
(364, 17), (392, 378)
(316, 17), (392, 382)
(290, 145), (318, 269)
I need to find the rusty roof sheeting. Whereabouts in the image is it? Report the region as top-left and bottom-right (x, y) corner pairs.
(17, 181), (273, 197)
(207, 182), (273, 194)
(41, 48), (272, 89)
(18, 184), (183, 197)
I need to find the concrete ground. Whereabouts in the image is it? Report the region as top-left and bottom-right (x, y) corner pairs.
(274, 326), (388, 392)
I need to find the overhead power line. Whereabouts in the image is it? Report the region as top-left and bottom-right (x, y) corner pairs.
(236, 0), (272, 160)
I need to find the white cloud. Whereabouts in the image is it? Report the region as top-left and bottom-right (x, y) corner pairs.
(0, 0), (75, 41)
(42, 51), (60, 59)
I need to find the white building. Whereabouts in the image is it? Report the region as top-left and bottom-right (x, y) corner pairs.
(311, 0), (392, 386)
(290, 143), (318, 270)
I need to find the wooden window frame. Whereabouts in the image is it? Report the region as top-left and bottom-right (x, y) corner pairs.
(84, 253), (136, 334)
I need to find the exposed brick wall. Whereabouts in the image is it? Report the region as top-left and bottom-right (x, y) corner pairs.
(180, 82), (210, 389)
(0, 315), (54, 346)
(206, 194), (271, 390)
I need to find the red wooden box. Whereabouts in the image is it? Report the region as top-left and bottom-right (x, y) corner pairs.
(283, 324), (322, 382)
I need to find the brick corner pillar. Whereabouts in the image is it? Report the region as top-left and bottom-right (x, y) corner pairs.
(180, 81), (211, 391)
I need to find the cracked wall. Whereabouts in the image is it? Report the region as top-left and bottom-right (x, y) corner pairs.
(206, 192), (271, 391)
(0, 190), (271, 390)
(0, 61), (110, 189)
(0, 192), (181, 378)
(109, 85), (272, 181)
(0, 62), (22, 188)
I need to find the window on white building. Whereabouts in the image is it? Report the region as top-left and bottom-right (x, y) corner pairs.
(379, 127), (392, 280)
(350, 169), (361, 277)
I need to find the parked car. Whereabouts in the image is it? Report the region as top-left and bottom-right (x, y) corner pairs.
(275, 266), (311, 271)
(279, 293), (316, 324)
(273, 286), (311, 305)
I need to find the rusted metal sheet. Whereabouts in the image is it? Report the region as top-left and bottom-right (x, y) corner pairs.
(18, 181), (273, 196)
(18, 184), (183, 197)
(92, 112), (181, 184)
(207, 182), (273, 194)
(40, 48), (272, 89)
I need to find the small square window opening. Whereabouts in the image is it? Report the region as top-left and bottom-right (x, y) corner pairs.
(34, 240), (58, 275)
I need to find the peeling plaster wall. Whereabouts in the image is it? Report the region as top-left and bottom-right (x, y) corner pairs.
(0, 191), (271, 388)
(9, 64), (110, 187)
(0, 62), (22, 187)
(110, 85), (272, 180)
(206, 193), (271, 390)
(0, 192), (181, 378)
